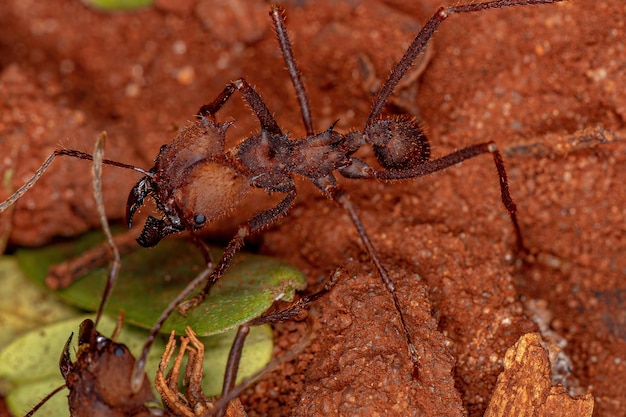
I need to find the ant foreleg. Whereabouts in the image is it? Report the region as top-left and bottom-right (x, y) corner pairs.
(198, 79), (283, 136)
(178, 189), (298, 314)
(132, 188), (302, 392)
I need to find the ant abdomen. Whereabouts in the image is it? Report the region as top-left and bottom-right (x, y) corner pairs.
(366, 117), (431, 170)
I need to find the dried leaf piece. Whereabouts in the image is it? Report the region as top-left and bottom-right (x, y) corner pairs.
(484, 333), (594, 417)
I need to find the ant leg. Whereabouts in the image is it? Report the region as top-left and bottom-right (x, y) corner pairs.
(179, 188), (298, 313)
(210, 326), (314, 415)
(232, 79), (283, 136)
(378, 142), (524, 251)
(182, 328), (212, 411)
(314, 175), (421, 378)
(270, 6), (314, 135)
(197, 83), (237, 120)
(198, 79), (283, 136)
(343, 142), (524, 250)
(131, 267), (213, 393)
(249, 267), (343, 326)
(24, 384), (66, 417)
(216, 325), (250, 417)
(367, 0), (565, 126)
(154, 332), (183, 411)
(215, 269), (342, 417)
(0, 149), (149, 212)
(338, 192), (421, 379)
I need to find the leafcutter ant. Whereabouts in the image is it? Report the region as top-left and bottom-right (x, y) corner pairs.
(0, 0), (565, 389)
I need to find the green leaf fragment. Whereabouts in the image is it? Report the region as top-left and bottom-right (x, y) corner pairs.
(81, 0), (153, 11)
(0, 257), (78, 347)
(0, 315), (273, 416)
(16, 233), (307, 336)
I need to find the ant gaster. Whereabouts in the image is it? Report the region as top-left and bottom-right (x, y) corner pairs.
(0, 0), (565, 387)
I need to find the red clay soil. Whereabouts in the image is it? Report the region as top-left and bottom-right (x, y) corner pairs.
(1, 0), (624, 416)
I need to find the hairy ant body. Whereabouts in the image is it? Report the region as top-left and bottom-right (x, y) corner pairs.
(1, 0), (565, 385)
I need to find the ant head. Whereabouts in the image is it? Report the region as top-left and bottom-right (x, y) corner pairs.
(60, 319), (156, 415)
(127, 119), (250, 248)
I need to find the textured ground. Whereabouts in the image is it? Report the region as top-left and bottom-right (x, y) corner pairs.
(1, 0), (625, 416)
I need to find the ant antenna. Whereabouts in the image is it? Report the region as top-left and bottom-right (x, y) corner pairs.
(0, 149), (151, 213)
(91, 133), (122, 327)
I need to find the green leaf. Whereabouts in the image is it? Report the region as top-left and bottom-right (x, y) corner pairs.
(16, 232), (307, 336)
(0, 258), (78, 347)
(0, 315), (273, 416)
(81, 0), (153, 11)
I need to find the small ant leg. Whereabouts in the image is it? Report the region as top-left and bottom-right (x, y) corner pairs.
(270, 5), (314, 136)
(182, 329), (209, 409)
(198, 83), (237, 121)
(248, 267), (344, 326)
(232, 79), (283, 136)
(198, 79), (283, 136)
(110, 311), (126, 341)
(197, 80), (278, 134)
(0, 149), (149, 213)
(367, 0), (565, 126)
(209, 327), (314, 416)
(154, 331), (182, 409)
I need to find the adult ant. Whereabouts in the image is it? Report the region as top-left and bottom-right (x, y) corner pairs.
(1, 0), (565, 388)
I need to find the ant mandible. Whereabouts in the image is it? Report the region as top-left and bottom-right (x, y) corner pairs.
(0, 0), (564, 384)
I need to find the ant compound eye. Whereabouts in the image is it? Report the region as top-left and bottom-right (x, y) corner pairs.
(194, 213), (206, 225)
(113, 345), (126, 357)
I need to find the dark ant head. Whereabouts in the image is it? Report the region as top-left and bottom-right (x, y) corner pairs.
(60, 319), (156, 417)
(126, 118), (250, 247)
